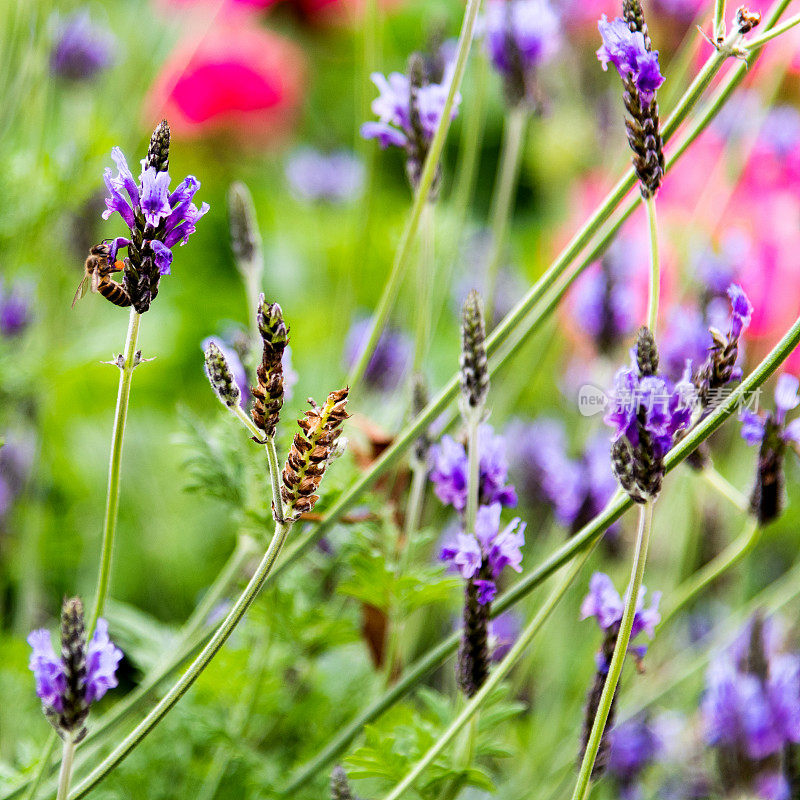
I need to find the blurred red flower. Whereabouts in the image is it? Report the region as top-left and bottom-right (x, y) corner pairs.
(296, 0), (404, 25)
(146, 23), (306, 145)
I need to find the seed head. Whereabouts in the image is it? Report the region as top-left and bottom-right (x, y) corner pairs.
(228, 181), (262, 277)
(460, 290), (489, 417)
(58, 598), (90, 742)
(145, 119), (171, 174)
(204, 340), (242, 409)
(331, 766), (356, 800)
(634, 326), (658, 377)
(281, 388), (350, 520)
(252, 295), (289, 439)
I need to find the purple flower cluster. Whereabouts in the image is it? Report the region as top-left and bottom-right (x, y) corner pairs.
(607, 715), (663, 799)
(441, 502), (526, 604)
(429, 424), (517, 513)
(361, 67), (459, 151)
(581, 572), (661, 668)
(481, 0), (560, 103)
(28, 618), (122, 714)
(572, 252), (637, 353)
(50, 11), (115, 82)
(605, 360), (696, 461)
(741, 375), (800, 449)
(343, 317), (411, 393)
(285, 148), (365, 204)
(103, 147), (209, 278)
(505, 421), (617, 535)
(740, 374), (799, 523)
(0, 279), (31, 337)
(703, 617), (800, 800)
(597, 16), (664, 105)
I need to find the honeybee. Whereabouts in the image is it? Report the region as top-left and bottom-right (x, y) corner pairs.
(72, 243), (132, 308)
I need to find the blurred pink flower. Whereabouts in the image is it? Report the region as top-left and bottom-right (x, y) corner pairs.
(155, 0), (280, 12)
(146, 23), (306, 145)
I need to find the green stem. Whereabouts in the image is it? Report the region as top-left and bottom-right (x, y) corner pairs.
(452, 55), (488, 226)
(89, 306), (141, 633)
(744, 11), (800, 50)
(230, 406), (285, 522)
(265, 437), (286, 524)
(699, 465), (749, 513)
(68, 519), (292, 799)
(645, 195), (659, 333)
(571, 501), (655, 800)
(714, 0), (727, 39)
(413, 202), (436, 372)
(56, 741), (75, 800)
(661, 515), (759, 625)
(347, 0), (483, 390)
(381, 545), (595, 800)
(382, 456), (429, 685)
(485, 106), (528, 322)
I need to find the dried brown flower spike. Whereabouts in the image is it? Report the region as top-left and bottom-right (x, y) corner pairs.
(281, 388), (349, 520)
(251, 295), (289, 440)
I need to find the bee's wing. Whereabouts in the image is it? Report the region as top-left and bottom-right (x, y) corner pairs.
(71, 274), (90, 308)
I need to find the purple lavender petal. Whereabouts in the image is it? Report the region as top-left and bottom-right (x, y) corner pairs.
(487, 517), (526, 577)
(728, 283), (754, 340)
(139, 168), (172, 228)
(285, 149), (365, 204)
(773, 374), (800, 423)
(84, 618), (123, 704)
(149, 240), (173, 276)
(27, 629), (66, 712)
(474, 503), (502, 548)
(490, 611), (521, 661)
(360, 121), (408, 149)
(740, 408), (766, 446)
(581, 572), (624, 632)
(452, 533), (482, 579)
(475, 579), (497, 605)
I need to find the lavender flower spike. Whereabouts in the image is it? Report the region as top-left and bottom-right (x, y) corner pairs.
(100, 121), (209, 313)
(429, 424), (517, 513)
(703, 615), (800, 799)
(605, 328), (695, 502)
(28, 598), (122, 741)
(739, 373), (800, 524)
(444, 502), (527, 698)
(597, 9), (665, 197)
(50, 12), (115, 81)
(482, 0), (561, 107)
(362, 51), (460, 192)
